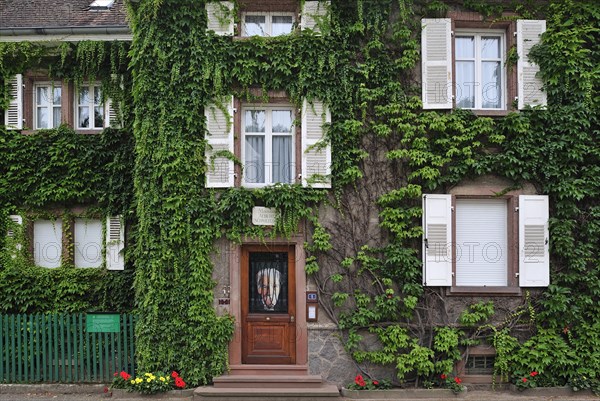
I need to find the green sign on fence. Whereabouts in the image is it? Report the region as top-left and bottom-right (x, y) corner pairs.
(86, 314), (120, 333)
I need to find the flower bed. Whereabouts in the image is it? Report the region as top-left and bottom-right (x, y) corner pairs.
(111, 371), (187, 395)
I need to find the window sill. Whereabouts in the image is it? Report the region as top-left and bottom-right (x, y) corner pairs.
(447, 286), (522, 296)
(75, 129), (104, 135)
(456, 109), (511, 117)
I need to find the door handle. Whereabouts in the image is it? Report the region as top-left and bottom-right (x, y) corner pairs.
(266, 317), (270, 321)
(290, 315), (295, 323)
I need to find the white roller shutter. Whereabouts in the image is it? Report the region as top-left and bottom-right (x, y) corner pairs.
(34, 220), (62, 268)
(301, 99), (331, 188)
(519, 195), (549, 287)
(301, 1), (329, 32)
(206, 1), (234, 35)
(104, 98), (122, 128)
(455, 199), (508, 286)
(4, 74), (23, 129)
(422, 194), (452, 286)
(106, 215), (125, 270)
(421, 19), (452, 109)
(74, 219), (103, 268)
(205, 97), (235, 188)
(517, 20), (547, 109)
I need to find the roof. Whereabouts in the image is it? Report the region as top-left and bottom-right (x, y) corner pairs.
(0, 0), (128, 29)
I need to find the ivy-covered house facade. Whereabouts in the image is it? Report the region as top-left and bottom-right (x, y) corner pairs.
(1, 0), (599, 393)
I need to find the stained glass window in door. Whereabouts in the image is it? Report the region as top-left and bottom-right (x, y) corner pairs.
(249, 252), (288, 313)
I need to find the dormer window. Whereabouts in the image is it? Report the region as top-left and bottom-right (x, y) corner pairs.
(89, 0), (115, 11)
(242, 12), (295, 37)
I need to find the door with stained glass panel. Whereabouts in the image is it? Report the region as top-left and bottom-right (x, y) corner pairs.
(241, 246), (296, 364)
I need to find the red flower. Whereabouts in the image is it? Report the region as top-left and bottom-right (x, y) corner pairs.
(530, 371), (538, 377)
(440, 374), (447, 380)
(454, 377), (462, 384)
(175, 377), (186, 388)
(104, 387), (109, 393)
(171, 371), (179, 378)
(354, 375), (366, 387)
(114, 372), (118, 377)
(119, 371), (131, 380)
(522, 378), (528, 383)
(373, 380), (379, 385)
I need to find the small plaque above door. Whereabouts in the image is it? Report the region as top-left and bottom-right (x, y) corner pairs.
(252, 207), (279, 226)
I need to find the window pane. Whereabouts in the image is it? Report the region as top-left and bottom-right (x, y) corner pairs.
(245, 110), (265, 133)
(37, 107), (48, 128)
(249, 252), (288, 313)
(94, 106), (104, 128)
(245, 135), (265, 183)
(74, 219), (103, 268)
(272, 15), (293, 36)
(481, 37), (500, 59)
(34, 220), (62, 268)
(52, 87), (62, 105)
(93, 87), (102, 105)
(37, 86), (48, 105)
(53, 107), (62, 128)
(482, 61), (501, 108)
(272, 136), (292, 183)
(244, 15), (266, 36)
(79, 86), (90, 104)
(272, 110), (292, 133)
(455, 36), (474, 58)
(79, 107), (90, 128)
(455, 61), (475, 108)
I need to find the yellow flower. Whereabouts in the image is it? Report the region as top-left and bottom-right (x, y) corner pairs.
(145, 373), (152, 377)
(136, 378), (142, 384)
(147, 378), (152, 383)
(130, 380), (135, 384)
(160, 377), (165, 382)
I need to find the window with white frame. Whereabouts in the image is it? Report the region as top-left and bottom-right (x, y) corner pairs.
(455, 32), (504, 110)
(76, 84), (105, 129)
(422, 194), (550, 289)
(74, 218), (103, 268)
(35, 84), (62, 129)
(242, 106), (294, 186)
(242, 12), (294, 37)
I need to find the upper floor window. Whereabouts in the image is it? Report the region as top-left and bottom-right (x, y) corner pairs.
(77, 84), (105, 129)
(243, 106), (295, 186)
(421, 18), (546, 112)
(35, 84), (61, 129)
(455, 32), (504, 110)
(242, 12), (295, 37)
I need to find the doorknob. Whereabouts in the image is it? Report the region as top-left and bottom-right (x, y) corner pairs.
(290, 315), (295, 323)
(266, 317), (270, 321)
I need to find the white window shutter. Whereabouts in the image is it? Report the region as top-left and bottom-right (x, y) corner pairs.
(206, 1), (234, 35)
(34, 219), (62, 268)
(104, 98), (122, 128)
(7, 215), (23, 257)
(517, 20), (547, 109)
(422, 194), (453, 286)
(519, 195), (549, 287)
(205, 97), (235, 188)
(106, 215), (125, 270)
(301, 99), (331, 188)
(301, 1), (329, 32)
(4, 74), (23, 130)
(421, 19), (452, 109)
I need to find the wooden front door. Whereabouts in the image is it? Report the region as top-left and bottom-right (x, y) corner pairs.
(241, 246), (296, 365)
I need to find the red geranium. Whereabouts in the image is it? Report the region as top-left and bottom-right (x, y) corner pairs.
(171, 371), (179, 378)
(454, 377), (462, 384)
(175, 377), (186, 388)
(440, 374), (447, 380)
(530, 371), (538, 377)
(119, 371), (131, 380)
(522, 378), (528, 383)
(354, 374), (366, 387)
(373, 380), (379, 386)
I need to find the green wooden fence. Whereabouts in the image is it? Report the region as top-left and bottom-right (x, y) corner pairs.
(0, 314), (136, 383)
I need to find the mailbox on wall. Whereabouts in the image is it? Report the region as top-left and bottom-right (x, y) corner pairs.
(306, 291), (318, 322)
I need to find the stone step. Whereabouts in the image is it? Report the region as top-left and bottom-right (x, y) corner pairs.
(227, 364), (310, 376)
(194, 384), (341, 401)
(214, 374), (324, 388)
